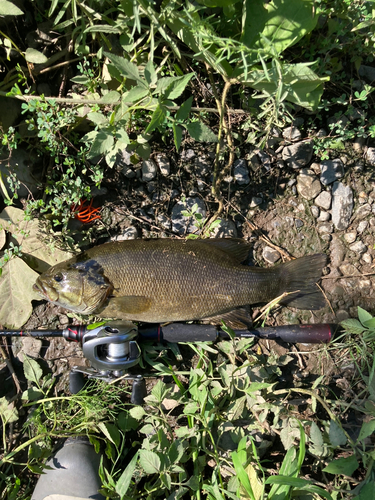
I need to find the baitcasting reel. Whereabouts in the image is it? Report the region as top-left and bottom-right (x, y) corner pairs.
(67, 321), (146, 403)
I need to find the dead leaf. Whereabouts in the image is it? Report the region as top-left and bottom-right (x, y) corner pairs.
(0, 229), (5, 250)
(0, 207), (74, 272)
(0, 257), (40, 328)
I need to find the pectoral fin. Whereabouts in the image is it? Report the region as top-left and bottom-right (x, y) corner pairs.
(96, 296), (152, 319)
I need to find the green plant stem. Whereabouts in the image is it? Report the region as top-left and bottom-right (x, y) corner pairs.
(0, 91), (247, 115)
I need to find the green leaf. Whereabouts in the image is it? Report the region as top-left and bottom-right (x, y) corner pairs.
(85, 129), (114, 157)
(354, 482), (375, 500)
(84, 24), (122, 34)
(139, 450), (161, 474)
(129, 406), (146, 420)
(358, 420), (375, 443)
(98, 422), (121, 449)
(176, 96), (193, 122)
(231, 441), (256, 500)
(323, 455), (359, 476)
(186, 121), (218, 142)
(340, 318), (365, 335)
(309, 421), (324, 456)
(0, 0), (23, 15)
(164, 73), (195, 100)
(358, 307), (373, 325)
(144, 59), (158, 86)
(241, 0), (318, 61)
(21, 388), (44, 401)
(145, 104), (167, 133)
(87, 112), (108, 125)
(104, 52), (147, 88)
(235, 62), (328, 111)
(123, 86), (150, 104)
(0, 397), (18, 424)
(101, 91), (121, 104)
(172, 122), (183, 151)
(115, 451), (138, 497)
(329, 420), (347, 447)
(24, 48), (48, 64)
(23, 354), (43, 385)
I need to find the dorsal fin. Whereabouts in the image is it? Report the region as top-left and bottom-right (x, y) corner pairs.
(200, 238), (250, 263)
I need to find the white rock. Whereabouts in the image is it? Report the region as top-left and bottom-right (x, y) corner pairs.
(349, 241), (367, 254)
(362, 252), (373, 264)
(357, 220), (368, 234)
(344, 232), (357, 244)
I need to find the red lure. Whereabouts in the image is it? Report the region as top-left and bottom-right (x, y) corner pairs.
(71, 199), (101, 223)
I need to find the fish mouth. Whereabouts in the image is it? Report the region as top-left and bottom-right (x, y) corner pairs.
(33, 279), (58, 302)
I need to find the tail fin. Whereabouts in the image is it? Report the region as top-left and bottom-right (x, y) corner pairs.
(279, 254), (327, 310)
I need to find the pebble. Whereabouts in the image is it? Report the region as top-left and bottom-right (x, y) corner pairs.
(314, 191), (332, 210)
(250, 196), (263, 208)
(157, 214), (171, 230)
(336, 310), (350, 322)
(296, 168), (321, 200)
(142, 159), (157, 181)
(332, 182), (353, 230)
(355, 203), (372, 220)
(317, 222), (333, 234)
(295, 219), (304, 228)
(212, 219), (238, 238)
(362, 253), (373, 264)
(344, 232), (357, 244)
(113, 227), (138, 240)
(339, 263), (358, 275)
(320, 159), (344, 186)
(181, 149), (195, 161)
(233, 159), (250, 185)
(156, 153), (170, 176)
(349, 241), (367, 254)
(366, 146), (375, 166)
(282, 139), (313, 169)
(122, 166), (136, 179)
(318, 211), (330, 222)
(282, 126), (301, 141)
(357, 220), (368, 234)
(262, 246), (281, 264)
(310, 205), (320, 218)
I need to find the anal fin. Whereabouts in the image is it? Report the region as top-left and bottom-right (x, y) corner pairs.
(201, 307), (253, 330)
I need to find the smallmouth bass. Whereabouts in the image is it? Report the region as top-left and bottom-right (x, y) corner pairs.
(33, 238), (327, 324)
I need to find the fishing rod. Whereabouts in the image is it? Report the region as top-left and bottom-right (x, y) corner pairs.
(1, 322), (333, 402)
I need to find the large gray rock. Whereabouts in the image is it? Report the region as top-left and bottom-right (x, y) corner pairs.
(332, 182), (353, 230)
(282, 140), (313, 169)
(296, 168), (321, 200)
(320, 159), (344, 185)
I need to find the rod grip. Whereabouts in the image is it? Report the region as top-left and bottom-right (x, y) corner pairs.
(243, 324), (332, 344)
(160, 323), (218, 342)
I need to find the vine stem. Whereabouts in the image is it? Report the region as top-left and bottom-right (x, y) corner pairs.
(0, 90), (247, 115)
(204, 65), (237, 226)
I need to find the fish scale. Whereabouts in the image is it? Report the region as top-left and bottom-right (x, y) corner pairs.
(33, 238), (327, 323)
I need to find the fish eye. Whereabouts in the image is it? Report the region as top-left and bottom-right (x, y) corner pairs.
(54, 273), (63, 282)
